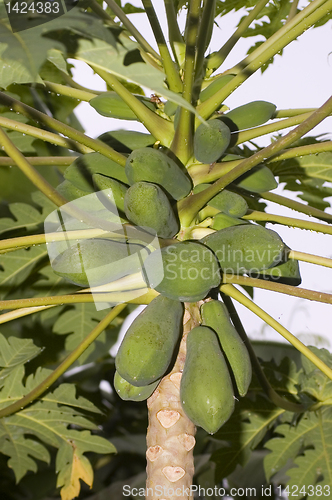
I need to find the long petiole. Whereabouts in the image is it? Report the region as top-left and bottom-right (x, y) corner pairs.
(221, 283), (332, 381)
(222, 294), (308, 413)
(170, 0), (201, 163)
(242, 210), (332, 236)
(104, 0), (161, 61)
(141, 0), (183, 93)
(0, 127), (67, 207)
(164, 0), (185, 65)
(289, 250), (332, 269)
(207, 0), (270, 71)
(222, 275), (332, 305)
(0, 156), (77, 167)
(0, 115), (90, 153)
(0, 91), (126, 166)
(0, 304), (127, 419)
(43, 81), (98, 101)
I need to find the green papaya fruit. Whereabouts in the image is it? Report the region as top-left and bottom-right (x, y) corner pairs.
(180, 325), (235, 434)
(114, 371), (160, 401)
(97, 130), (155, 153)
(64, 153), (128, 192)
(235, 165), (277, 193)
(92, 174), (128, 213)
(56, 180), (90, 201)
(201, 300), (252, 397)
(164, 100), (178, 117)
(124, 181), (179, 238)
(125, 147), (192, 200)
(203, 224), (285, 273)
(252, 251), (301, 286)
(90, 92), (156, 120)
(52, 238), (149, 287)
(194, 119), (231, 164)
(221, 101), (276, 131)
(115, 295), (183, 386)
(210, 213), (249, 230)
(143, 241), (221, 302)
(208, 190), (248, 217)
(199, 75), (234, 103)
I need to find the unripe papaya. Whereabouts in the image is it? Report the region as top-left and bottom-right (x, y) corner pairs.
(180, 326), (235, 434)
(92, 174), (128, 213)
(211, 213), (249, 230)
(194, 119), (231, 164)
(143, 241), (221, 302)
(124, 181), (179, 238)
(115, 295), (183, 386)
(235, 165), (277, 193)
(113, 371), (160, 401)
(208, 190), (248, 217)
(221, 101), (276, 131)
(199, 75), (234, 103)
(90, 92), (156, 120)
(56, 180), (89, 201)
(52, 238), (148, 287)
(64, 152), (128, 192)
(252, 253), (301, 286)
(193, 185), (248, 217)
(125, 147), (192, 200)
(201, 300), (252, 397)
(203, 224), (285, 273)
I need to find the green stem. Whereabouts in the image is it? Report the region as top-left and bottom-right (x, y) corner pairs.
(267, 141), (332, 162)
(222, 275), (332, 305)
(242, 210), (332, 236)
(222, 294), (307, 413)
(62, 73), (104, 95)
(164, 0), (185, 66)
(0, 289), (158, 311)
(195, 0), (216, 80)
(235, 112), (313, 146)
(221, 283), (332, 381)
(93, 68), (173, 145)
(259, 191), (332, 223)
(289, 250), (332, 269)
(274, 108), (318, 118)
(287, 0), (300, 22)
(170, 0), (201, 164)
(141, 0), (183, 93)
(88, 0), (116, 21)
(0, 127), (67, 207)
(0, 305), (55, 325)
(0, 92), (126, 166)
(0, 115), (90, 153)
(179, 94), (332, 226)
(0, 304), (127, 419)
(104, 0), (161, 61)
(198, 0), (332, 119)
(207, 0), (270, 71)
(0, 156), (77, 167)
(43, 81), (98, 101)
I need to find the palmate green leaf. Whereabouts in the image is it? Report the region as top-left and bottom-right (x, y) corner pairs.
(0, 245), (48, 300)
(0, 365), (115, 485)
(0, 6), (116, 88)
(0, 334), (41, 384)
(211, 397), (284, 481)
(264, 407), (332, 494)
(0, 202), (45, 235)
(299, 346), (332, 404)
(273, 152), (332, 183)
(52, 303), (108, 364)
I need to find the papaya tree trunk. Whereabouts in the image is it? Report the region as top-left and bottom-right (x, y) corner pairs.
(145, 302), (201, 499)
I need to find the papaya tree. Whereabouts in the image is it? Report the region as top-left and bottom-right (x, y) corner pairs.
(1, 0), (332, 499)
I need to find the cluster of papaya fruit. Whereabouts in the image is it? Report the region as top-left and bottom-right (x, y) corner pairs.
(114, 294), (252, 434)
(49, 95), (303, 435)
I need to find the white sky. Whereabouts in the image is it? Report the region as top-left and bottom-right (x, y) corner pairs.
(71, 2), (332, 348)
